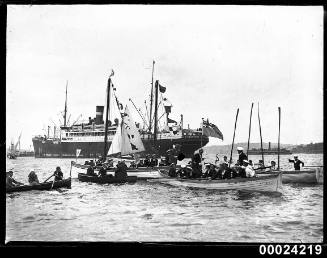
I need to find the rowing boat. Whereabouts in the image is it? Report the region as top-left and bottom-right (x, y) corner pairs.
(72, 161), (173, 179)
(72, 161), (173, 171)
(78, 173), (137, 184)
(256, 167), (323, 184)
(6, 178), (71, 193)
(150, 170), (283, 194)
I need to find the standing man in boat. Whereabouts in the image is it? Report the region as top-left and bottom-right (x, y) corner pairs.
(288, 156), (304, 170)
(236, 147), (248, 166)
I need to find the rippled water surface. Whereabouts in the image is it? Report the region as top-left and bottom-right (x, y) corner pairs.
(6, 154), (323, 242)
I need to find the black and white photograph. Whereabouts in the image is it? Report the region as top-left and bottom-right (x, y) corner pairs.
(5, 4), (323, 245)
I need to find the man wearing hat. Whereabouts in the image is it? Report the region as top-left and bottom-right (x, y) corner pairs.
(237, 147), (248, 166)
(289, 156), (304, 170)
(242, 160), (255, 177)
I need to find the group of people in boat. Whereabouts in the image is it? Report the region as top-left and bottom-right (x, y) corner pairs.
(6, 167), (65, 188)
(86, 160), (128, 180)
(168, 147), (257, 180)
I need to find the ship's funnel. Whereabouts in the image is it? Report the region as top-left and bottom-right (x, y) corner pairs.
(95, 106), (104, 125)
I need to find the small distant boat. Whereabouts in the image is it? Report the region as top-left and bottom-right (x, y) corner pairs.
(7, 133), (22, 159)
(150, 170), (283, 194)
(78, 173), (137, 184)
(257, 167), (323, 184)
(6, 178), (71, 193)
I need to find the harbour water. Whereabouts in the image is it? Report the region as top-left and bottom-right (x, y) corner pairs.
(6, 153), (323, 242)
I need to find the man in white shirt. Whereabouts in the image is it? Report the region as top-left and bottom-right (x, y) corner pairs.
(242, 160), (255, 178)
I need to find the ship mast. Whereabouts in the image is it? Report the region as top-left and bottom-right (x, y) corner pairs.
(149, 60), (155, 133)
(153, 80), (159, 146)
(63, 81), (68, 127)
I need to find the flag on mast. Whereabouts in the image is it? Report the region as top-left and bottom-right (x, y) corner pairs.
(202, 119), (224, 140)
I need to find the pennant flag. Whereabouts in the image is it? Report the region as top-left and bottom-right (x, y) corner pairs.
(202, 120), (224, 140)
(167, 117), (177, 124)
(76, 149), (81, 158)
(159, 84), (166, 93)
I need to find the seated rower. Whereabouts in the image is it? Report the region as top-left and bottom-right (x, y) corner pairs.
(115, 161), (128, 179)
(208, 164), (218, 179)
(242, 160), (255, 178)
(98, 166), (107, 177)
(28, 169), (40, 185)
(202, 164), (211, 178)
(86, 166), (96, 176)
(6, 170), (24, 188)
(270, 160), (276, 170)
(53, 166), (63, 181)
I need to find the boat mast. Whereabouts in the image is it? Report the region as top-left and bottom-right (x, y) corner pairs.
(258, 103), (265, 166)
(103, 73), (113, 161)
(153, 80), (159, 146)
(149, 60), (155, 133)
(64, 81), (68, 127)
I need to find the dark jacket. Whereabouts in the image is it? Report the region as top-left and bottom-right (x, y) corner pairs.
(54, 170), (63, 180)
(115, 163), (128, 179)
(168, 167), (177, 177)
(289, 159), (304, 170)
(238, 152), (248, 166)
(87, 166), (96, 176)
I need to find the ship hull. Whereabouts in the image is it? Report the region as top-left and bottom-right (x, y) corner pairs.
(32, 136), (208, 158)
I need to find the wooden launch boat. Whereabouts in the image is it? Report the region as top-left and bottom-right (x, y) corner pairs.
(150, 170), (283, 194)
(78, 173), (137, 184)
(257, 167), (323, 184)
(6, 178), (71, 193)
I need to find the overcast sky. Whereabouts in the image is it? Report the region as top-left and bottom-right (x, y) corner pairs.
(6, 5), (323, 150)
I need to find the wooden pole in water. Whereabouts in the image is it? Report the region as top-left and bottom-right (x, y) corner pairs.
(229, 108), (239, 168)
(278, 107), (281, 170)
(258, 103), (264, 166)
(246, 103), (254, 158)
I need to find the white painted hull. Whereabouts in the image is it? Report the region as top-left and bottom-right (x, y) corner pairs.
(151, 172), (283, 194)
(258, 168), (323, 184)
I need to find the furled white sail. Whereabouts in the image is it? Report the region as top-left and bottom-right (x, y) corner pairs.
(123, 105), (145, 153)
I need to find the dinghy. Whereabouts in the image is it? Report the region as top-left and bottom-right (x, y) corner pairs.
(78, 173), (137, 184)
(257, 167), (323, 184)
(6, 178), (71, 193)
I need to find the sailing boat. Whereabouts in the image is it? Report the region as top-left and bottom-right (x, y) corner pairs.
(7, 133), (22, 159)
(108, 105), (145, 164)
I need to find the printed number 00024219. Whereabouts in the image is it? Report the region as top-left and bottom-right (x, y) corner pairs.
(259, 245), (323, 255)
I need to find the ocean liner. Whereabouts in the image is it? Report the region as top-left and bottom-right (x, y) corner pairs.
(32, 65), (210, 158)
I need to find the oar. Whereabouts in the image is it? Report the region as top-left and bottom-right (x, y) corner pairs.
(303, 165), (323, 168)
(50, 174), (56, 190)
(246, 103), (254, 158)
(254, 166), (272, 171)
(43, 174), (54, 183)
(69, 161), (73, 178)
(258, 103), (264, 166)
